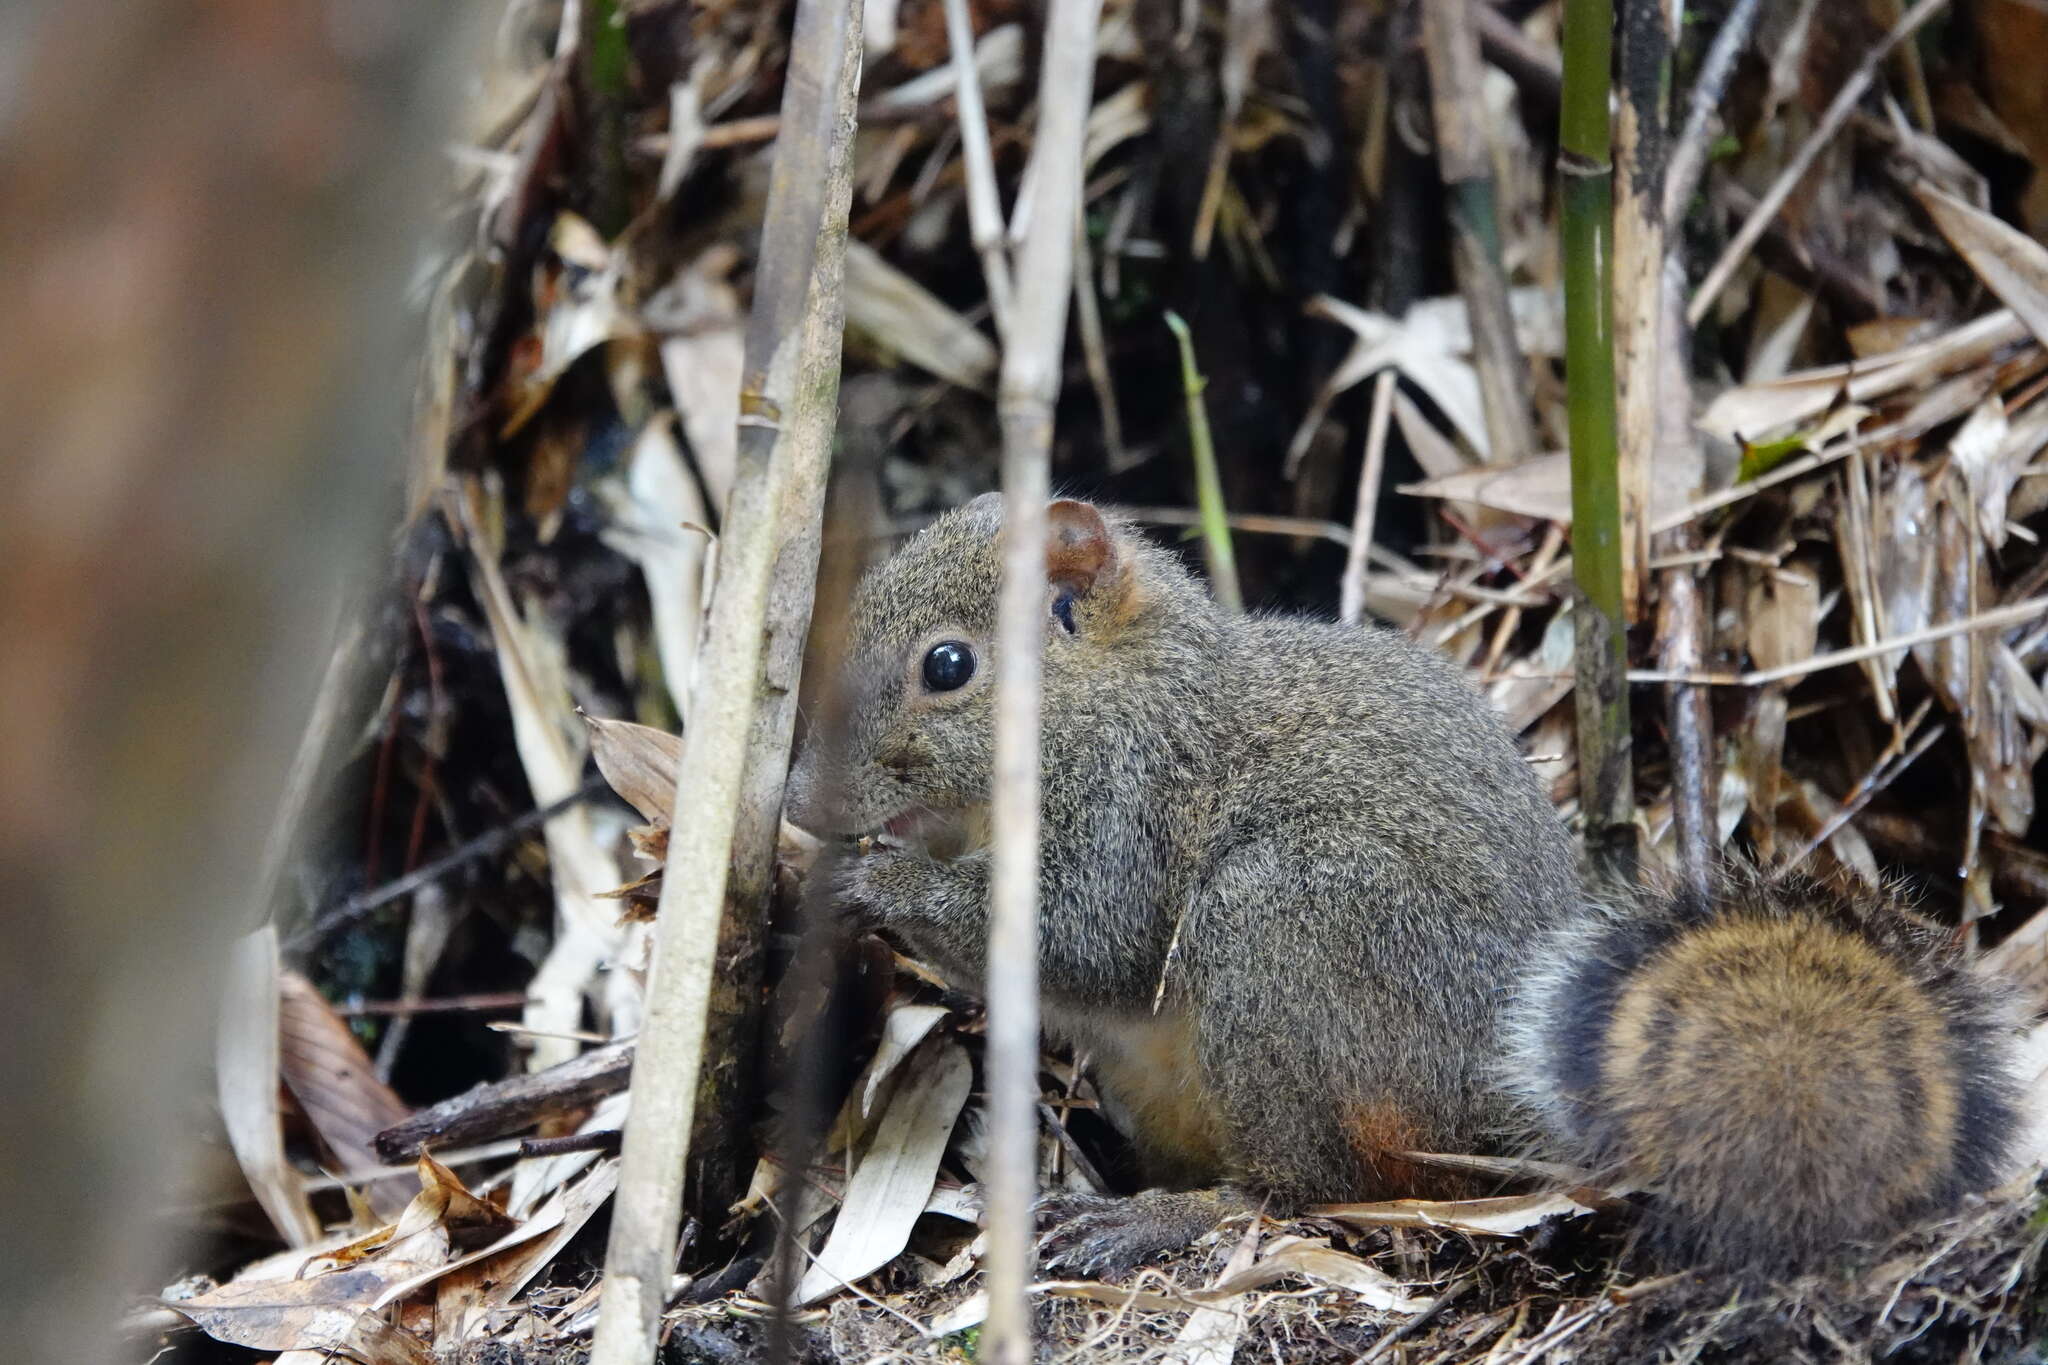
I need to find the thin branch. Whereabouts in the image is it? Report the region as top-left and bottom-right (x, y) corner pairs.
(1422, 0), (1535, 469)
(1688, 0), (1950, 326)
(291, 779), (610, 952)
(1662, 0), (1764, 224)
(943, 0), (1014, 336)
(1339, 371), (1398, 627)
(1620, 595), (2048, 686)
(586, 0), (864, 1358)
(1656, 537), (1715, 895)
(985, 4), (1102, 1363)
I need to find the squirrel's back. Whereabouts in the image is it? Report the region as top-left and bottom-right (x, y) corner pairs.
(1511, 864), (2020, 1270)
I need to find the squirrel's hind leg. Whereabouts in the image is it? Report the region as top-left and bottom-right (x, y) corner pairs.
(1033, 1187), (1255, 1279)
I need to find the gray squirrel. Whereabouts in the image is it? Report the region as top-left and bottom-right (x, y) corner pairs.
(788, 495), (2021, 1274)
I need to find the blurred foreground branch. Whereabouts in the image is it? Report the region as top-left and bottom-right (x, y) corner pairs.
(0, 0), (477, 1356)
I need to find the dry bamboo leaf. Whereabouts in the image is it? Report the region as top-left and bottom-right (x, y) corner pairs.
(1981, 904), (2048, 1009)
(1168, 1217), (1263, 1365)
(585, 714), (686, 826)
(605, 419), (714, 723)
(658, 61), (711, 201)
(1779, 778), (1882, 887)
(1084, 79), (1154, 173)
(1390, 388), (1473, 480)
(646, 249), (744, 512)
(1697, 310), (2030, 443)
(1915, 184), (2048, 350)
(217, 927), (321, 1247)
(795, 1036), (974, 1305)
(373, 1157), (622, 1313)
(1949, 396), (2017, 547)
(1292, 295), (1493, 466)
(277, 969), (413, 1217)
(1311, 1187), (1616, 1237)
(1879, 461), (1938, 647)
(273, 1328), (434, 1365)
(844, 238), (998, 391)
(463, 487), (633, 1067)
(1400, 445), (1700, 527)
(2007, 1018), (2048, 1170)
(870, 22), (1023, 111)
(167, 1265), (417, 1354)
(480, 1156), (623, 1309)
(501, 213), (634, 439)
(828, 1002), (950, 1150)
(1225, 1238), (1425, 1312)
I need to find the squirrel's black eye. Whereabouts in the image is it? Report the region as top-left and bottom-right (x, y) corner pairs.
(1052, 591), (1077, 634)
(922, 641), (976, 692)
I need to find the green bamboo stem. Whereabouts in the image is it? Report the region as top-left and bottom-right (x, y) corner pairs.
(1163, 311), (1243, 613)
(1560, 0), (1635, 884)
(580, 0), (631, 237)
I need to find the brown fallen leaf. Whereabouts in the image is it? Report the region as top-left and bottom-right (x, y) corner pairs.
(278, 968), (413, 1217)
(166, 1265), (413, 1353)
(584, 713), (686, 827)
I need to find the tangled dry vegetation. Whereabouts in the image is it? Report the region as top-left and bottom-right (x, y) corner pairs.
(150, 0), (2048, 1361)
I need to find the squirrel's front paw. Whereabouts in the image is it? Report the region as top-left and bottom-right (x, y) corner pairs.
(1034, 1190), (1224, 1279)
(829, 841), (907, 917)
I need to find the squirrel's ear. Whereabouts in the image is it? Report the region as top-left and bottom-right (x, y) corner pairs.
(1045, 499), (1119, 598)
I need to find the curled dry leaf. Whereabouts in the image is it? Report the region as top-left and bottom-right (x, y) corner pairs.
(217, 926), (321, 1247)
(585, 714), (686, 826)
(501, 213), (636, 439)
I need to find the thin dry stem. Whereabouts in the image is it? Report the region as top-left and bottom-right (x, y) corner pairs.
(985, 4), (1103, 1363)
(1688, 0), (1950, 325)
(587, 0), (863, 1358)
(1340, 371), (1398, 626)
(943, 0), (1014, 336)
(1662, 0), (1764, 224)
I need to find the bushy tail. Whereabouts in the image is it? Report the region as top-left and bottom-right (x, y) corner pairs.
(1511, 864), (2020, 1271)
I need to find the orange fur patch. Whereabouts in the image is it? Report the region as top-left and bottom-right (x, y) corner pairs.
(1343, 1099), (1470, 1199)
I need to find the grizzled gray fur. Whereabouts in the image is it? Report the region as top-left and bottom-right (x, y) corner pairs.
(789, 494), (1580, 1269)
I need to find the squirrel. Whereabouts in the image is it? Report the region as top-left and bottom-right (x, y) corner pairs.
(787, 494), (2023, 1276)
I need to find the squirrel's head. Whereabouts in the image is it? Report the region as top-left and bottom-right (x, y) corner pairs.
(788, 494), (1161, 850)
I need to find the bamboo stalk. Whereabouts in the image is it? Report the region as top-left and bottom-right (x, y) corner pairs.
(1421, 0), (1534, 470)
(1165, 311), (1243, 612)
(1560, 0), (1635, 884)
(580, 0), (632, 237)
(985, 4), (1102, 1362)
(587, 0), (864, 1359)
